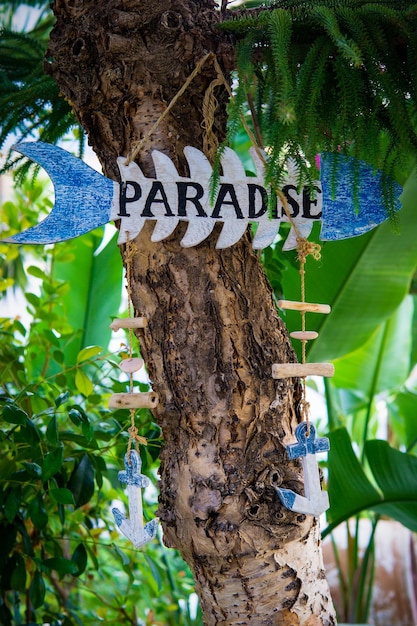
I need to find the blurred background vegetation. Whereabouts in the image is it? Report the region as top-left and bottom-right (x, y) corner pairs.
(2, 2), (417, 625)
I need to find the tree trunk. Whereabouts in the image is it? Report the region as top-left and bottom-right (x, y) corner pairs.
(46, 1), (336, 623)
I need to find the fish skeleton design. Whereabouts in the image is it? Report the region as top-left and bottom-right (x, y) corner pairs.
(3, 142), (402, 249)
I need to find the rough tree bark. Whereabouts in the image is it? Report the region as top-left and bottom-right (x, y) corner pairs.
(46, 1), (337, 624)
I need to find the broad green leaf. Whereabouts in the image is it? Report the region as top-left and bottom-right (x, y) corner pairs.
(29, 570), (45, 609)
(50, 488), (75, 505)
(54, 230), (122, 364)
(2, 404), (27, 425)
(366, 440), (417, 532)
(76, 345), (102, 363)
(331, 296), (413, 397)
(281, 168), (417, 362)
(387, 389), (417, 452)
(75, 369), (93, 397)
(42, 446), (64, 481)
(71, 543), (87, 576)
(324, 428), (381, 537)
(67, 454), (95, 508)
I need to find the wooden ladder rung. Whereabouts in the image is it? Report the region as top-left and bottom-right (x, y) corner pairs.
(290, 331), (319, 341)
(278, 300), (331, 314)
(109, 392), (159, 409)
(110, 317), (147, 331)
(272, 363), (334, 379)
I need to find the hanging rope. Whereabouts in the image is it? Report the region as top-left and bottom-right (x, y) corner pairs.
(123, 52), (323, 432)
(123, 232), (147, 459)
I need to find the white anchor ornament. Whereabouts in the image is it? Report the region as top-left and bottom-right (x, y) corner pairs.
(276, 422), (330, 518)
(112, 450), (158, 548)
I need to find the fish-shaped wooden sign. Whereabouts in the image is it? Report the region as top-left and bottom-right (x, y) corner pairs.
(3, 142), (402, 249)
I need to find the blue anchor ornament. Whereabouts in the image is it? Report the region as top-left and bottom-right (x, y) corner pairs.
(276, 422), (330, 518)
(112, 450), (158, 548)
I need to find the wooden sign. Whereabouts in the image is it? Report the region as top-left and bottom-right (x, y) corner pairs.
(3, 142), (402, 249)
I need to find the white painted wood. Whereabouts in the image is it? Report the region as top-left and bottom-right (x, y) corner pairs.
(109, 317), (148, 331)
(109, 392), (159, 409)
(290, 331), (319, 341)
(119, 357), (144, 373)
(112, 451), (158, 548)
(272, 363), (334, 378)
(277, 300), (331, 314)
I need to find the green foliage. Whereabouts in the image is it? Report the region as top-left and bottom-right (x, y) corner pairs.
(0, 182), (201, 625)
(221, 1), (417, 211)
(0, 7), (83, 180)
(279, 165), (417, 363)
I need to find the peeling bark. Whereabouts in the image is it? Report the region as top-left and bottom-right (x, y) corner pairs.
(46, 1), (337, 623)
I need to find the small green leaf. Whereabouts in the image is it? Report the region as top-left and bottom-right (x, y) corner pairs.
(81, 420), (94, 443)
(22, 462), (42, 478)
(2, 405), (27, 425)
(55, 392), (70, 408)
(68, 406), (84, 426)
(75, 369), (94, 397)
(27, 265), (47, 279)
(50, 488), (75, 505)
(20, 418), (41, 445)
(28, 492), (48, 529)
(29, 570), (45, 609)
(4, 489), (20, 523)
(68, 455), (95, 508)
(42, 447), (64, 481)
(46, 416), (59, 447)
(10, 553), (26, 593)
(43, 557), (79, 578)
(71, 543), (87, 576)
(76, 345), (102, 363)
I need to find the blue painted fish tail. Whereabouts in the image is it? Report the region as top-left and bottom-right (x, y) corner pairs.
(5, 142), (115, 244)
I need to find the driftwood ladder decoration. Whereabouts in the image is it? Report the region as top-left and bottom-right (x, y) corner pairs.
(272, 226), (333, 518)
(110, 234), (158, 548)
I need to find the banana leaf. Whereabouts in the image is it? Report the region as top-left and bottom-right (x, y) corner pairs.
(281, 168), (417, 362)
(323, 427), (417, 537)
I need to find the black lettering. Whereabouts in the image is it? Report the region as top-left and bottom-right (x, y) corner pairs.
(142, 182), (175, 218)
(302, 186), (322, 219)
(282, 185), (300, 217)
(119, 181), (141, 217)
(177, 182), (207, 217)
(248, 184), (268, 219)
(211, 184), (244, 219)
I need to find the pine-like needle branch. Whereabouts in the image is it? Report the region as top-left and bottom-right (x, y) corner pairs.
(0, 17), (82, 181)
(221, 1), (417, 213)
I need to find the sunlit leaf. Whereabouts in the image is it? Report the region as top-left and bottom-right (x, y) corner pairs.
(76, 345), (102, 363)
(75, 369), (93, 397)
